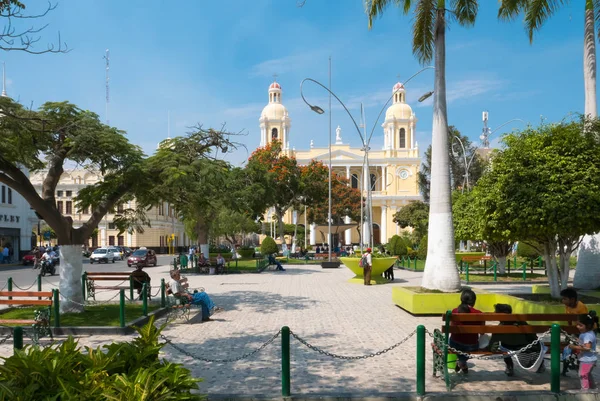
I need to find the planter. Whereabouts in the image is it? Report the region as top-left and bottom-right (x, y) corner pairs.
(321, 261), (341, 268)
(340, 257), (396, 284)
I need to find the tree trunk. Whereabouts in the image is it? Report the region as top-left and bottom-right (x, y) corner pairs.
(544, 241), (561, 299)
(558, 251), (570, 291)
(497, 255), (507, 275)
(276, 209), (286, 245)
(421, 9), (460, 292)
(195, 219), (209, 258)
(576, 0), (600, 289)
(59, 244), (84, 313)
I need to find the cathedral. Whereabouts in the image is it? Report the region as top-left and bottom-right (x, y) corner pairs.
(259, 80), (422, 247)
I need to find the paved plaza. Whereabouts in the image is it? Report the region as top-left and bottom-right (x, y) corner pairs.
(0, 261), (596, 396)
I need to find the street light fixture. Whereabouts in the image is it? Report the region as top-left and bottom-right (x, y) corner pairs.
(418, 91), (434, 103)
(300, 66), (434, 251)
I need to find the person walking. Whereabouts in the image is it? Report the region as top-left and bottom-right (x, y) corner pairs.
(363, 248), (373, 286)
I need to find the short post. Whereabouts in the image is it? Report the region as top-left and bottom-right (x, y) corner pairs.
(530, 258), (534, 274)
(53, 289), (60, 328)
(119, 289), (125, 328)
(414, 257), (417, 270)
(7, 277), (12, 301)
(513, 255), (517, 269)
(416, 325), (425, 396)
(160, 278), (166, 308)
(483, 259), (487, 275)
(281, 326), (291, 396)
(38, 274), (42, 300)
(13, 326), (23, 352)
(129, 277), (134, 301)
(81, 272), (87, 300)
(465, 263), (469, 283)
(507, 259), (511, 274)
(522, 262), (527, 281)
(551, 323), (560, 393)
(493, 261), (497, 282)
(142, 284), (148, 316)
(459, 261), (463, 274)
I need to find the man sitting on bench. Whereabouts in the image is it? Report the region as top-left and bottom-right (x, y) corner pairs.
(130, 264), (151, 300)
(169, 269), (215, 321)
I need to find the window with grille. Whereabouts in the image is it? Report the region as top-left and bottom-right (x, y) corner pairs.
(7, 188), (11, 204)
(57, 191), (63, 197)
(109, 236), (115, 246)
(118, 235), (124, 246)
(351, 174), (359, 189)
(65, 201), (72, 215)
(399, 128), (406, 148)
(66, 191), (72, 197)
(57, 201), (63, 214)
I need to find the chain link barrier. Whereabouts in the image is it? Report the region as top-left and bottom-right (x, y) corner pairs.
(0, 333), (12, 346)
(41, 277), (58, 288)
(160, 329), (282, 363)
(290, 329), (417, 360)
(13, 278), (39, 291)
(434, 328), (553, 361)
(0, 282), (6, 291)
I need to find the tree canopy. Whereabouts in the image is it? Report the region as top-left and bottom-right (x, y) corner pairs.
(392, 200), (429, 244)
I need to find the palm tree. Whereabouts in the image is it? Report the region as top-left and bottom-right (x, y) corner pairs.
(366, 0), (478, 292)
(499, 0), (600, 289)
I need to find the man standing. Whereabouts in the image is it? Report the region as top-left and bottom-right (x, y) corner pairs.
(363, 248), (372, 286)
(2, 245), (9, 264)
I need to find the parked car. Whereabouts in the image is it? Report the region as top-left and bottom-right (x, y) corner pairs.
(89, 248), (119, 264)
(121, 246), (133, 257)
(111, 247), (124, 260)
(22, 253), (36, 266)
(127, 249), (157, 267)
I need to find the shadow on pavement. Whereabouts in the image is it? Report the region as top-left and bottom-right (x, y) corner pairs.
(211, 290), (319, 314)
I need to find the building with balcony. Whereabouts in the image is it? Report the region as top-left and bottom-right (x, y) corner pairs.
(258, 80), (422, 246)
(29, 169), (189, 252)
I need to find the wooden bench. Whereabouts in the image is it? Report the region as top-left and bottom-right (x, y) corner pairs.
(165, 278), (195, 322)
(432, 311), (578, 390)
(208, 258), (232, 274)
(85, 272), (143, 300)
(0, 291), (53, 341)
(461, 255), (492, 263)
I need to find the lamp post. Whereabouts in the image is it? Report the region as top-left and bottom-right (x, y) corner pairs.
(300, 66), (433, 252)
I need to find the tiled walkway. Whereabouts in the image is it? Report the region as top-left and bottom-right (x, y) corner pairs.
(0, 264), (595, 396)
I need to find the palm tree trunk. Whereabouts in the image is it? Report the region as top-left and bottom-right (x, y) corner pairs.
(421, 8), (461, 292)
(574, 1), (600, 290)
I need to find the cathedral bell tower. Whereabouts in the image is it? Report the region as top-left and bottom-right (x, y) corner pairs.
(259, 80), (291, 149)
(382, 82), (417, 150)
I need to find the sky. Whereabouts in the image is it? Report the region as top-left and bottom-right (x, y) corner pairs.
(2, 0), (587, 166)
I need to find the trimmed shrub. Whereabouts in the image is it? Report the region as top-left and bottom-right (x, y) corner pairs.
(238, 249), (254, 258)
(261, 236), (278, 255)
(388, 235), (408, 257)
(517, 241), (541, 260)
(417, 235), (428, 260)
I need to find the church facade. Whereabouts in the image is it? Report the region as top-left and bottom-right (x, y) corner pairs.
(259, 81), (422, 247)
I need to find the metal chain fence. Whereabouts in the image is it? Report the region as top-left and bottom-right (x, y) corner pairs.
(290, 329), (417, 360)
(13, 278), (38, 291)
(160, 330), (282, 363)
(0, 333), (12, 346)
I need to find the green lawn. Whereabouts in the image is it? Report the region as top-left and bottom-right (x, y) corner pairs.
(396, 258), (426, 271)
(0, 303), (160, 327)
(461, 272), (547, 282)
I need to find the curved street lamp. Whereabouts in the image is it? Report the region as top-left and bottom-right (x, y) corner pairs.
(300, 66), (434, 251)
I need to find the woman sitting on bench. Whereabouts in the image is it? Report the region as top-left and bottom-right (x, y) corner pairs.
(449, 289), (482, 374)
(169, 270), (215, 321)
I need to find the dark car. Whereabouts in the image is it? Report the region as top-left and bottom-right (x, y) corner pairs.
(121, 246), (133, 257)
(127, 249), (157, 267)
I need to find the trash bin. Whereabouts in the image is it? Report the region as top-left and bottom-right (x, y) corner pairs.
(447, 353), (457, 370)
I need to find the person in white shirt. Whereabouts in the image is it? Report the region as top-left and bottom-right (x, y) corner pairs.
(363, 248), (373, 286)
(41, 249), (57, 261)
(168, 270), (216, 321)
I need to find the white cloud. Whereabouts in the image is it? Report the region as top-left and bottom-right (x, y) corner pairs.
(414, 78), (505, 107)
(250, 51), (327, 77)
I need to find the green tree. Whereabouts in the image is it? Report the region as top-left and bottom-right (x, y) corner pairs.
(388, 234), (409, 257)
(209, 207), (260, 247)
(0, 99), (152, 312)
(366, 0), (479, 292)
(261, 236), (278, 255)
(473, 118), (600, 297)
(498, 0), (600, 289)
(245, 142), (328, 245)
(392, 200), (429, 244)
(418, 126), (486, 201)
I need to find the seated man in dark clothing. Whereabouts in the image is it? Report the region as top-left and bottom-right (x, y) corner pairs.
(268, 254), (285, 271)
(487, 303), (546, 376)
(130, 264), (151, 300)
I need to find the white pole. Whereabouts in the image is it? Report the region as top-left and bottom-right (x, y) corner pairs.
(328, 56), (332, 261)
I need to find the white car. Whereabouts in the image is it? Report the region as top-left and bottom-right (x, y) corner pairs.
(89, 248), (119, 264)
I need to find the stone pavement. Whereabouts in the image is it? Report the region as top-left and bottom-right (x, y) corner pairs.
(0, 263), (596, 396)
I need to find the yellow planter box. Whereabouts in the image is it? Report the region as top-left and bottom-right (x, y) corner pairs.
(340, 257), (396, 285)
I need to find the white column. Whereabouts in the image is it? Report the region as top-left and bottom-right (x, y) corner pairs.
(381, 205), (388, 245)
(344, 216), (352, 245)
(411, 123), (415, 149)
(382, 166), (387, 192)
(260, 127), (265, 146)
(310, 223), (317, 246)
(100, 228), (106, 247)
(362, 221), (370, 245)
(127, 232), (132, 247)
(346, 166), (350, 179)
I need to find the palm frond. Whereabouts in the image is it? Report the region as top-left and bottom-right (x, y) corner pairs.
(365, 0), (413, 28)
(413, 0), (436, 64)
(451, 0), (478, 26)
(593, 0), (600, 42)
(498, 0), (527, 21)
(524, 0), (567, 43)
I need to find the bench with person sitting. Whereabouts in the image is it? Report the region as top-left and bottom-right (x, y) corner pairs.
(431, 289), (579, 390)
(166, 270), (217, 322)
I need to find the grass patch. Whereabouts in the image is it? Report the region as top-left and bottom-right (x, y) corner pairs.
(396, 259), (426, 271)
(0, 303), (160, 327)
(511, 293), (600, 305)
(461, 272), (547, 282)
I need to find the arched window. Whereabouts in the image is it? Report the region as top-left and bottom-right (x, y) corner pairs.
(271, 128), (278, 140)
(399, 128), (406, 148)
(370, 174), (377, 191)
(351, 174), (359, 189)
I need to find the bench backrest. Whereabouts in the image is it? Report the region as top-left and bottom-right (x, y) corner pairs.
(442, 312), (579, 335)
(0, 291), (53, 306)
(85, 271), (132, 276)
(461, 255), (492, 262)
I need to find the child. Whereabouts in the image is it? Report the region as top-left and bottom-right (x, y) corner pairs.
(449, 289), (482, 374)
(561, 288), (588, 315)
(569, 314), (598, 390)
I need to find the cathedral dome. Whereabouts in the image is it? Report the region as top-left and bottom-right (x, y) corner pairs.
(261, 103), (288, 120)
(385, 102), (413, 120)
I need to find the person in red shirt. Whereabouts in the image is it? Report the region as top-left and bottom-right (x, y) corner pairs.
(449, 289), (483, 374)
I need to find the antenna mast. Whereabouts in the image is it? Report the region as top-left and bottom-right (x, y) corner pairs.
(104, 49), (110, 125)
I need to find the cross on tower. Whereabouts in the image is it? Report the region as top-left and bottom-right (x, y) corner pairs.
(397, 74), (401, 82)
(273, 73), (278, 82)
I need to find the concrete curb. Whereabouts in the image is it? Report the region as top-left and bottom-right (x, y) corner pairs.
(0, 307), (170, 336)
